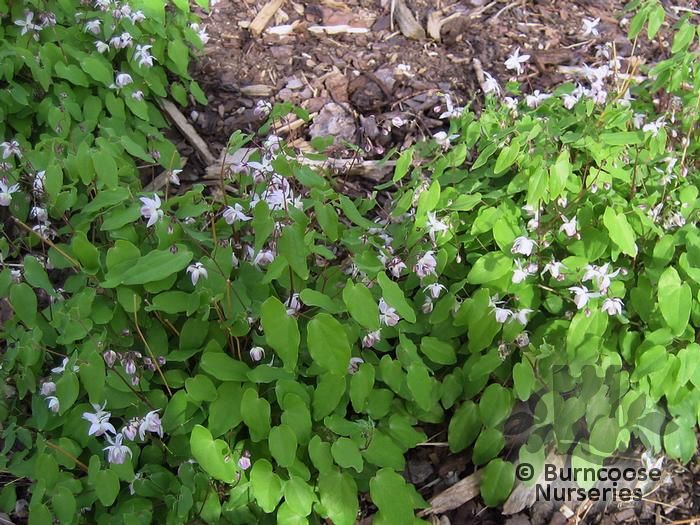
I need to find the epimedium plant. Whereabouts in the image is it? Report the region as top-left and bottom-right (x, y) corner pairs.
(0, 0), (209, 207)
(1, 1), (700, 525)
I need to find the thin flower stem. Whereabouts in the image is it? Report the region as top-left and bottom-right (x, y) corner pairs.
(111, 367), (156, 410)
(12, 217), (81, 269)
(132, 297), (172, 397)
(46, 441), (89, 473)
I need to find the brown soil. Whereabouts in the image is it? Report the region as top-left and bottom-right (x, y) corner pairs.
(186, 1), (700, 523)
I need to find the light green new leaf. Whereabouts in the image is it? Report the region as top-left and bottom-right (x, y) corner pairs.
(377, 272), (416, 323)
(420, 337), (456, 365)
(200, 351), (250, 382)
(240, 388), (271, 442)
(318, 469), (358, 525)
(261, 297), (300, 370)
(494, 143), (519, 175)
(658, 267), (691, 336)
(250, 459), (283, 513)
(189, 425), (237, 483)
(513, 360), (535, 401)
(278, 225), (309, 279)
(467, 252), (512, 284)
(549, 149), (570, 200)
(10, 283), (37, 325)
(343, 280), (380, 330)
(393, 147), (414, 182)
(94, 470), (120, 506)
(284, 477), (316, 517)
(369, 469), (416, 524)
(448, 401), (481, 453)
(602, 207), (637, 257)
(479, 384), (513, 427)
(406, 364), (435, 411)
(480, 459), (515, 507)
(269, 424), (298, 468)
(307, 313), (351, 375)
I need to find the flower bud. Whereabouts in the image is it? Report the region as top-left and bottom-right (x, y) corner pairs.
(124, 359), (136, 376)
(40, 381), (56, 396)
(103, 350), (118, 368)
(249, 346), (265, 362)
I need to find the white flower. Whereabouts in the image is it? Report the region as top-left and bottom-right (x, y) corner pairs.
(190, 23), (210, 44)
(348, 357), (364, 374)
(138, 410), (163, 440)
(84, 19), (101, 34)
(414, 251), (438, 279)
(512, 308), (533, 326)
(512, 259), (533, 284)
(433, 131), (459, 149)
(391, 116), (406, 128)
(223, 203), (252, 224)
(642, 117), (665, 137)
(14, 12), (40, 36)
(104, 433), (132, 464)
(601, 297), (623, 316)
(569, 285), (600, 309)
(186, 262), (208, 286)
(641, 450), (664, 472)
(632, 113), (645, 129)
(426, 212), (449, 241)
(489, 296), (512, 323)
(40, 382), (56, 396)
(51, 357), (78, 374)
(582, 263), (620, 293)
(33, 171), (45, 192)
(254, 100), (272, 119)
(525, 90), (551, 108)
(438, 93), (464, 119)
(46, 396), (60, 413)
(284, 293), (301, 316)
(387, 257), (407, 279)
(30, 206), (47, 222)
(249, 346), (265, 362)
(482, 72), (500, 95)
(119, 32), (133, 48)
(130, 10), (145, 23)
(559, 215), (578, 237)
(131, 90), (144, 101)
(503, 97), (518, 111)
(424, 283), (446, 299)
(362, 330), (381, 348)
(511, 236), (536, 256)
(379, 298), (400, 327)
(94, 40), (109, 53)
(505, 47), (530, 75)
(1, 140), (21, 159)
(493, 306), (512, 323)
(238, 456), (251, 470)
(115, 73), (133, 88)
(515, 332), (530, 348)
(82, 402), (116, 437)
(139, 194), (163, 227)
(563, 93), (580, 110)
(581, 17), (600, 37)
(422, 298), (434, 314)
(134, 45), (154, 68)
(0, 180), (20, 206)
(252, 249), (275, 267)
(10, 269), (22, 283)
(541, 260), (567, 280)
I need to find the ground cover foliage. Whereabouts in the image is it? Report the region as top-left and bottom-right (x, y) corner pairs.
(0, 0), (699, 523)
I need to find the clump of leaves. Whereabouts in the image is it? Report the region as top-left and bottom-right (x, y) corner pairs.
(0, 1), (699, 524)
